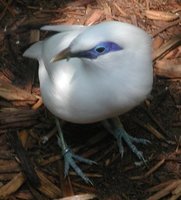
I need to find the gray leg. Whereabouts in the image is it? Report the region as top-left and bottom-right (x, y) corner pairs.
(103, 117), (150, 164)
(55, 118), (96, 184)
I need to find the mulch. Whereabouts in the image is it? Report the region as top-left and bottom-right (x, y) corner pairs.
(0, 0), (181, 199)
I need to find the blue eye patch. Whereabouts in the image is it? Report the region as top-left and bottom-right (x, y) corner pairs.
(75, 41), (122, 59)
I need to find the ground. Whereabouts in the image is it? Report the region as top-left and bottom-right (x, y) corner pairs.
(0, 0), (181, 200)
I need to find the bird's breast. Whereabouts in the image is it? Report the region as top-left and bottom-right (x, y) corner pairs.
(39, 59), (152, 124)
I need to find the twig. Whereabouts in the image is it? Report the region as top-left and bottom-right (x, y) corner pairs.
(7, 130), (40, 187)
(153, 35), (181, 61)
(142, 107), (169, 137)
(130, 159), (165, 180)
(152, 18), (181, 38)
(147, 180), (181, 200)
(134, 118), (167, 142)
(58, 160), (74, 197)
(0, 0), (14, 21)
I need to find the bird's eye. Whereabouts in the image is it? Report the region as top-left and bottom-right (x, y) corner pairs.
(95, 46), (106, 53)
(76, 42), (122, 59)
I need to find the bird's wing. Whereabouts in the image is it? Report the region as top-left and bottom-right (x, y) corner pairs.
(23, 41), (43, 60)
(23, 25), (87, 60)
(41, 24), (86, 32)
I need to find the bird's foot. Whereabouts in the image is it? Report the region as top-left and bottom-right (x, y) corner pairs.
(60, 144), (96, 184)
(113, 127), (150, 164)
(56, 118), (96, 184)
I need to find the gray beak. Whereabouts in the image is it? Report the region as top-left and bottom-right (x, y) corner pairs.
(50, 47), (71, 63)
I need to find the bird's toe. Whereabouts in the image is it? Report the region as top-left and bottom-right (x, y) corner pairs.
(113, 127), (149, 163)
(63, 148), (95, 184)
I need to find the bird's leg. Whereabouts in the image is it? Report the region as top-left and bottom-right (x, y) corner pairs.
(55, 118), (96, 184)
(103, 117), (150, 164)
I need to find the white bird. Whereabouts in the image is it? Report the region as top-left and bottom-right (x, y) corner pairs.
(23, 21), (153, 183)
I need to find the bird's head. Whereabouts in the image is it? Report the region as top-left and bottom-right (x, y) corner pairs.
(51, 21), (152, 72)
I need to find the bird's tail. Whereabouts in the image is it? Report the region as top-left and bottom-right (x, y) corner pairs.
(23, 41), (43, 60)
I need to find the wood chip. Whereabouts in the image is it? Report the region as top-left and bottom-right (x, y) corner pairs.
(36, 170), (62, 199)
(97, 0), (112, 20)
(147, 180), (181, 200)
(171, 182), (181, 200)
(144, 159), (165, 178)
(172, 182), (181, 195)
(146, 179), (177, 193)
(31, 97), (43, 110)
(0, 172), (26, 198)
(145, 10), (179, 21)
(15, 191), (33, 200)
(130, 159), (165, 180)
(152, 36), (164, 50)
(154, 58), (181, 78)
(55, 193), (97, 200)
(112, 2), (127, 17)
(30, 29), (40, 43)
(144, 123), (167, 141)
(0, 80), (37, 102)
(85, 9), (103, 25)
(0, 160), (20, 173)
(153, 35), (181, 61)
(0, 173), (19, 181)
(0, 108), (40, 129)
(18, 130), (29, 148)
(58, 161), (74, 197)
(152, 18), (181, 38)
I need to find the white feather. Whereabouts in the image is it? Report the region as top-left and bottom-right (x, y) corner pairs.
(23, 21), (153, 124)
(41, 24), (85, 32)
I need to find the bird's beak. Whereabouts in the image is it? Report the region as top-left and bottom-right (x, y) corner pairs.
(50, 47), (71, 63)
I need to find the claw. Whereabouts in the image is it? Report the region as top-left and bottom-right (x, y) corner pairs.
(115, 127), (149, 163)
(55, 118), (95, 184)
(73, 154), (97, 165)
(117, 138), (124, 157)
(63, 148), (95, 184)
(128, 136), (151, 145)
(104, 118), (150, 164)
